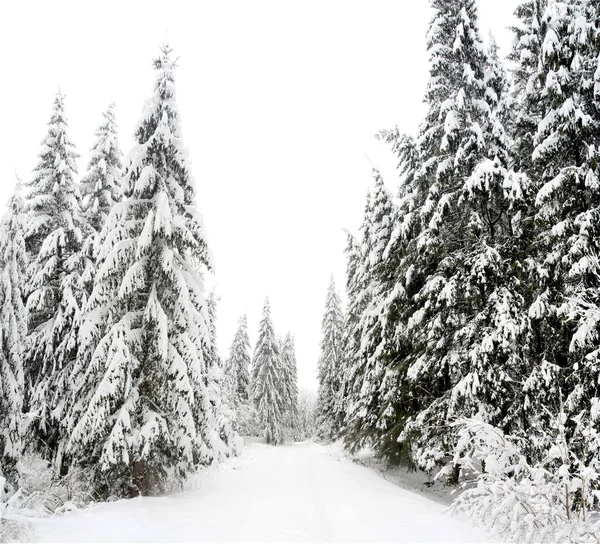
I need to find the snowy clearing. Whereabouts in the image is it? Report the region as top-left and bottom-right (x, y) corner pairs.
(22, 440), (490, 543)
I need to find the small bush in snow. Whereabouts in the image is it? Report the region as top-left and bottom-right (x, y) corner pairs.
(4, 455), (94, 517)
(445, 417), (600, 543)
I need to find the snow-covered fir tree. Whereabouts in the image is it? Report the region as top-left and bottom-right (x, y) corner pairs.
(297, 390), (317, 440)
(333, 0), (600, 537)
(23, 91), (83, 468)
(389, 0), (522, 473)
(280, 332), (299, 436)
(78, 102), (123, 300)
(0, 186), (27, 480)
(507, 0), (548, 177)
(343, 170), (397, 452)
(335, 228), (368, 446)
(252, 299), (286, 445)
(315, 276), (344, 440)
(202, 291), (239, 463)
(525, 0), (600, 464)
(338, 191), (375, 452)
(68, 46), (231, 497)
(226, 315), (252, 405)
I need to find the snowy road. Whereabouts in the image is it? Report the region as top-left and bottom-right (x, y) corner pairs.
(29, 441), (489, 543)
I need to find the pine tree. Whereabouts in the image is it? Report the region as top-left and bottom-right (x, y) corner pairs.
(202, 291), (238, 463)
(23, 91), (83, 467)
(252, 299), (286, 445)
(527, 0), (600, 462)
(315, 276), (345, 440)
(508, 0), (549, 177)
(68, 46), (221, 497)
(344, 171), (396, 451)
(371, 132), (431, 464)
(372, 0), (520, 471)
(335, 231), (363, 443)
(0, 186), (27, 480)
(79, 103), (123, 301)
(227, 315), (251, 405)
(281, 332), (299, 435)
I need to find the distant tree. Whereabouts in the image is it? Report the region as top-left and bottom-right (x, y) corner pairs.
(202, 291), (239, 463)
(281, 332), (299, 435)
(252, 299), (286, 445)
(315, 276), (344, 440)
(297, 389), (317, 441)
(227, 315), (252, 405)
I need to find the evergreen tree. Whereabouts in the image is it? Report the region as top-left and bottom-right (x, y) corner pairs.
(297, 390), (317, 440)
(392, 0), (520, 472)
(343, 171), (396, 451)
(335, 231), (363, 442)
(507, 0), (548, 177)
(23, 91), (83, 467)
(202, 291), (238, 463)
(79, 103), (123, 300)
(281, 332), (299, 435)
(526, 0), (600, 461)
(227, 315), (252, 405)
(0, 186), (27, 480)
(68, 46), (222, 497)
(252, 299), (286, 445)
(315, 276), (344, 440)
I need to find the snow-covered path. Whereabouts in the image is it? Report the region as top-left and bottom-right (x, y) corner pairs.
(28, 441), (489, 543)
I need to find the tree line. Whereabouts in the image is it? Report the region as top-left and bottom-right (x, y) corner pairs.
(316, 0), (600, 539)
(224, 301), (305, 446)
(0, 46), (239, 500)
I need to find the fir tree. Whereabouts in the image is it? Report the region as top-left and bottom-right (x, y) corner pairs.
(508, 0), (548, 177)
(0, 186), (27, 480)
(335, 231), (362, 442)
(344, 171), (396, 452)
(252, 299), (286, 445)
(527, 0), (600, 462)
(281, 332), (299, 435)
(79, 103), (123, 300)
(68, 46), (222, 497)
(315, 276), (345, 440)
(227, 315), (252, 405)
(202, 291), (238, 463)
(23, 91), (83, 467)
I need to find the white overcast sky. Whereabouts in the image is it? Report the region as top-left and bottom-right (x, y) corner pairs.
(1, 0), (520, 391)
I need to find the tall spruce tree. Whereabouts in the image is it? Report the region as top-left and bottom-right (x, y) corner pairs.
(367, 0), (520, 471)
(344, 171), (396, 452)
(252, 299), (286, 445)
(332, 235), (356, 436)
(315, 276), (345, 440)
(23, 91), (83, 467)
(0, 186), (27, 480)
(525, 0), (600, 461)
(508, 0), (549, 177)
(68, 46), (223, 497)
(79, 103), (123, 301)
(566, 0), (600, 456)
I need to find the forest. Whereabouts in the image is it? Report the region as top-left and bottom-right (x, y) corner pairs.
(314, 0), (600, 541)
(1, 0), (600, 542)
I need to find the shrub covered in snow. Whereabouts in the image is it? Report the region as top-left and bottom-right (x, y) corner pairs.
(446, 417), (600, 543)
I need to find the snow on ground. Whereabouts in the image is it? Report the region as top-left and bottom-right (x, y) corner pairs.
(325, 441), (459, 507)
(21, 440), (490, 543)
